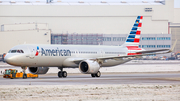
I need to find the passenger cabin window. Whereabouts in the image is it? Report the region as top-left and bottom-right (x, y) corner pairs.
(9, 50), (24, 53)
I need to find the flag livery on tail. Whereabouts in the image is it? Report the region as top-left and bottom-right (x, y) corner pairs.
(124, 16), (143, 47)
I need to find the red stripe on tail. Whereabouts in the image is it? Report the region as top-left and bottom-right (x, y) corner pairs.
(134, 38), (140, 42)
(140, 16), (143, 19)
(136, 31), (141, 35)
(138, 23), (142, 27)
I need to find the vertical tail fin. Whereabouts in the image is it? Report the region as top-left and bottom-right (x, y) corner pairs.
(122, 16), (143, 47)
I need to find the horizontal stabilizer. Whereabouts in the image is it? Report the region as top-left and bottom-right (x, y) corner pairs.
(136, 49), (169, 54)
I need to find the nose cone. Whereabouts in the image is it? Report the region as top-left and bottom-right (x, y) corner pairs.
(4, 54), (13, 64)
(4, 54), (18, 66)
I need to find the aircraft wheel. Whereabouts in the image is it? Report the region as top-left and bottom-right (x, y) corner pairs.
(91, 74), (96, 77)
(58, 71), (62, 78)
(95, 71), (101, 77)
(62, 71), (67, 78)
(23, 74), (27, 79)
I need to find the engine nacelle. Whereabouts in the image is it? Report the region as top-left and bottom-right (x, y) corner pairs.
(29, 67), (49, 74)
(79, 60), (100, 74)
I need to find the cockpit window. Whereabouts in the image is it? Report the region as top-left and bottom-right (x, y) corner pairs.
(8, 50), (11, 53)
(20, 50), (24, 53)
(9, 50), (24, 53)
(17, 50), (20, 53)
(11, 50), (17, 53)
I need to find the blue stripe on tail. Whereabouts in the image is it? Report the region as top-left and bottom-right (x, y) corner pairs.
(123, 16), (143, 45)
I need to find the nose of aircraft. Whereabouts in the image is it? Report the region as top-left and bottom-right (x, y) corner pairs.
(4, 54), (24, 66)
(4, 54), (16, 64)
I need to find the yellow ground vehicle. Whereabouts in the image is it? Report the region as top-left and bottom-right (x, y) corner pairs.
(3, 69), (38, 79)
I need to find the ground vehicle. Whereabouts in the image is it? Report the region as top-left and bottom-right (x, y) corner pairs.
(3, 69), (38, 79)
(176, 52), (180, 60)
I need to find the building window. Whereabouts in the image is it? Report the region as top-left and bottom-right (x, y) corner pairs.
(142, 37), (156, 40)
(103, 37), (111, 41)
(113, 37), (116, 41)
(142, 45), (156, 48)
(144, 8), (152, 12)
(157, 45), (171, 48)
(157, 37), (171, 40)
(117, 37), (121, 41)
(112, 37), (126, 41)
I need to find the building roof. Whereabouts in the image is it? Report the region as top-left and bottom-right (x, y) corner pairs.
(0, 0), (165, 5)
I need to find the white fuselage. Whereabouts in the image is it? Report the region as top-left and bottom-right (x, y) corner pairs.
(4, 44), (142, 68)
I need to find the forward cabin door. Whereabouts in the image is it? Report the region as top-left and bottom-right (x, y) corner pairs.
(28, 46), (36, 59)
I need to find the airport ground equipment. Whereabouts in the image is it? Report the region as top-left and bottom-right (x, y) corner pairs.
(3, 69), (38, 79)
(176, 52), (180, 60)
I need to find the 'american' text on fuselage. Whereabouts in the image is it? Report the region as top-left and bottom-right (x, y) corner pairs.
(41, 48), (71, 56)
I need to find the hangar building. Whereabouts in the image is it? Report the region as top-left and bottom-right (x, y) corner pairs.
(0, 0), (180, 57)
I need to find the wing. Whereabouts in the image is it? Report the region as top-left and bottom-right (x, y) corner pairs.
(97, 39), (177, 60)
(97, 49), (170, 60)
(136, 49), (169, 54)
(67, 40), (177, 65)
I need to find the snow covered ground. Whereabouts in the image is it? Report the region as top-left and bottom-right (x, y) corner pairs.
(0, 85), (180, 101)
(0, 60), (180, 101)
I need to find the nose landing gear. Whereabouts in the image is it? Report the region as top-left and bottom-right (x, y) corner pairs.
(21, 67), (27, 79)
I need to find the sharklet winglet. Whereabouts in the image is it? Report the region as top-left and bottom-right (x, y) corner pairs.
(168, 39), (177, 53)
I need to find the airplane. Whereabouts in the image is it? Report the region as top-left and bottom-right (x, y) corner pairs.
(4, 16), (177, 79)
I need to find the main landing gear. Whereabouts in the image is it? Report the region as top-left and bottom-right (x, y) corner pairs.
(58, 67), (67, 78)
(91, 71), (101, 77)
(57, 67), (101, 78)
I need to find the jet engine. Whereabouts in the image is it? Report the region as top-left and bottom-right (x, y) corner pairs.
(29, 67), (49, 74)
(79, 60), (100, 74)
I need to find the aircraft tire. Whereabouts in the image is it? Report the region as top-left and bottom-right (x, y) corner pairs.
(91, 74), (96, 77)
(95, 71), (101, 77)
(62, 71), (67, 78)
(58, 71), (62, 78)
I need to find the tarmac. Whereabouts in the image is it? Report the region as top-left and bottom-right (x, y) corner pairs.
(0, 72), (180, 85)
(0, 60), (180, 85)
